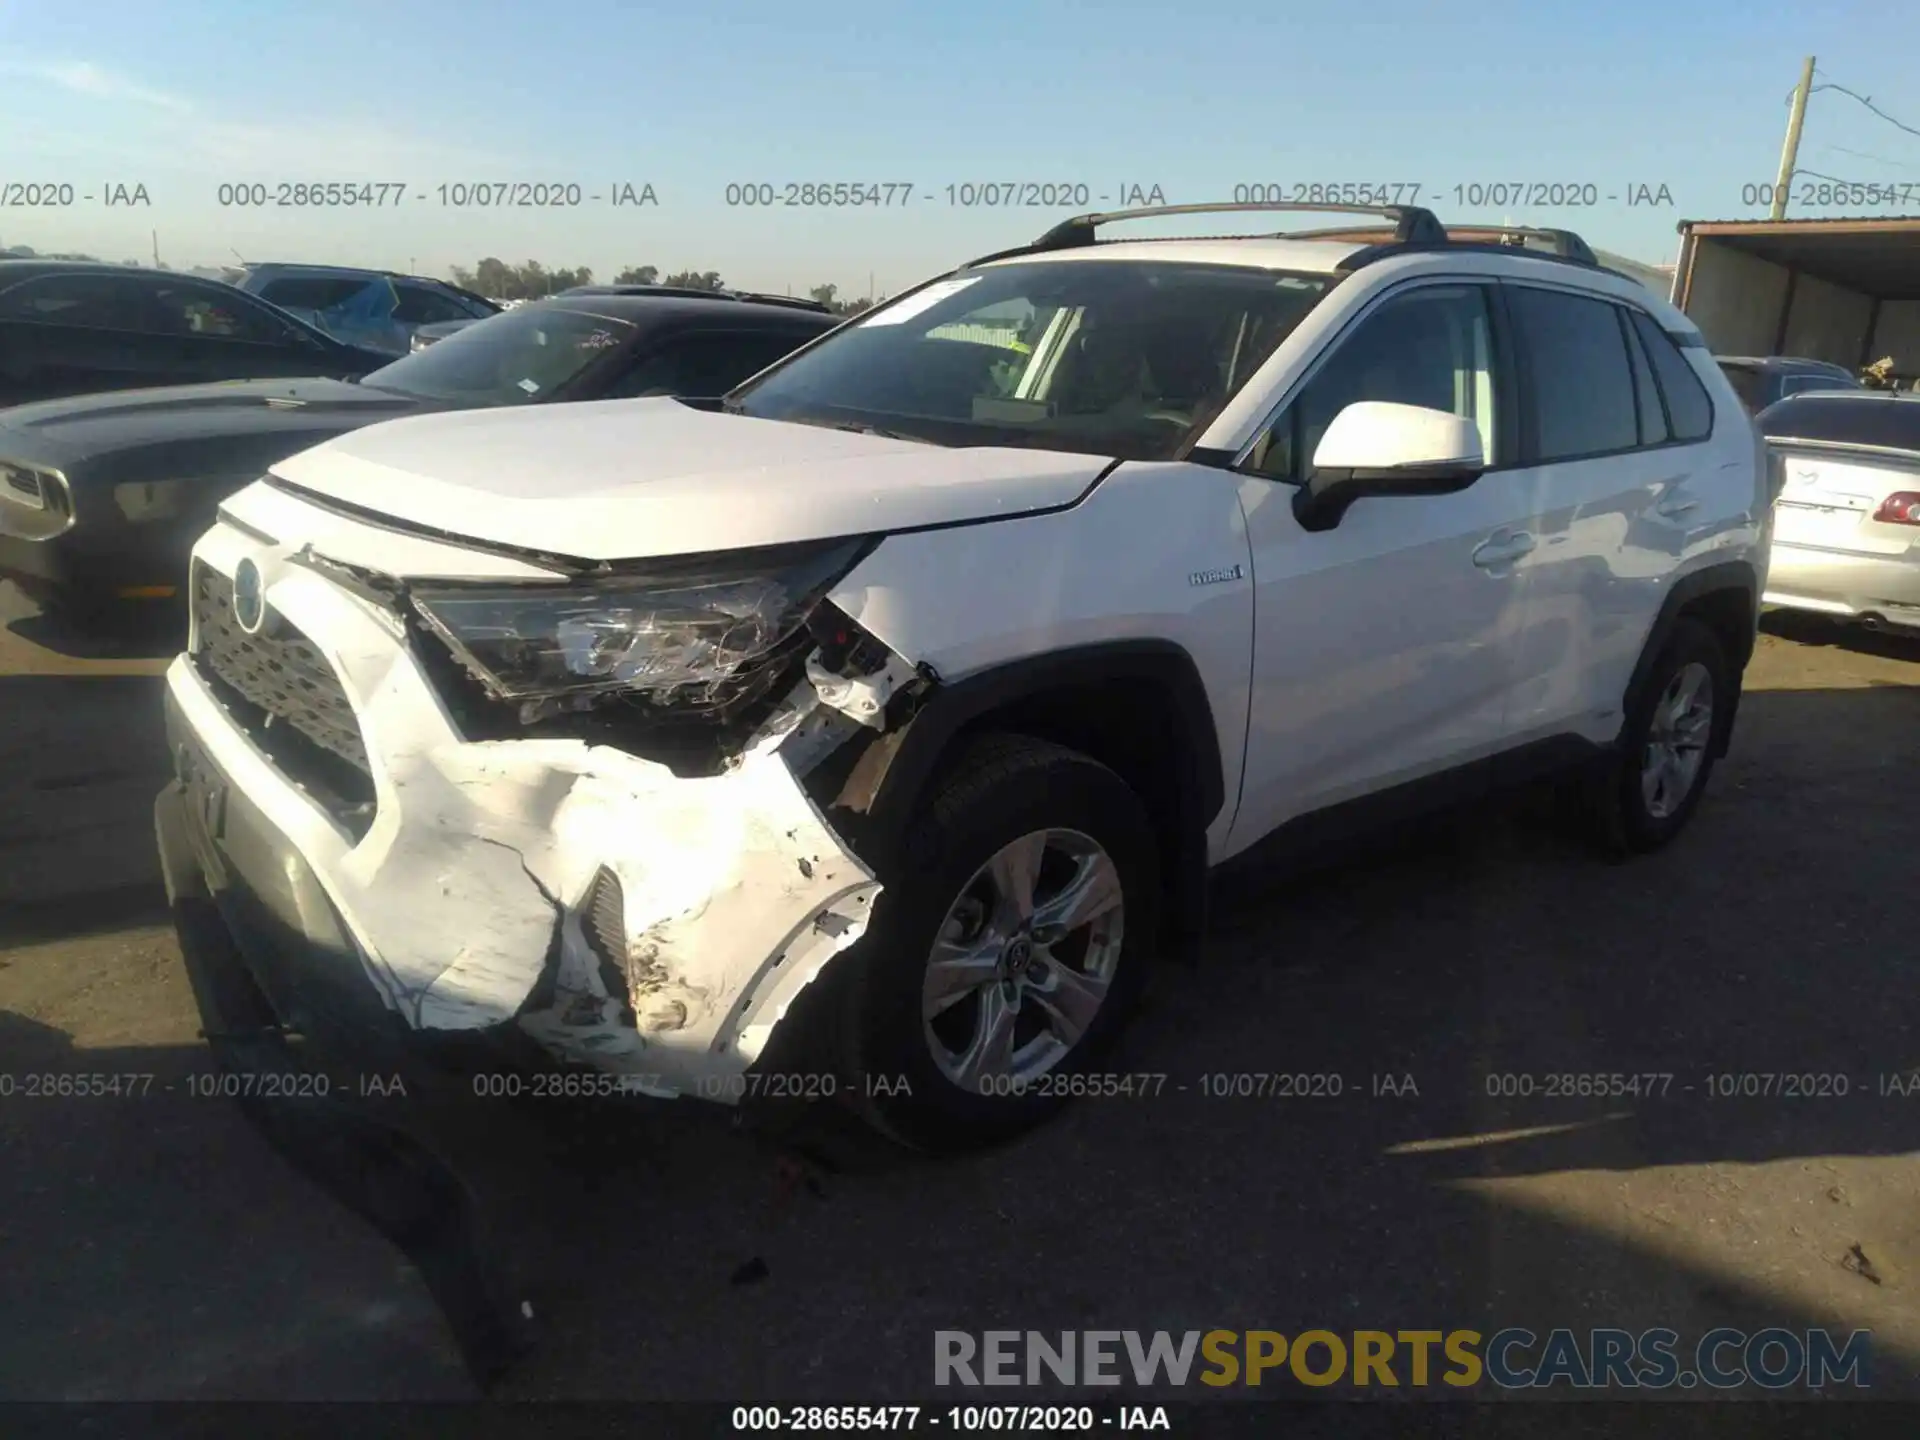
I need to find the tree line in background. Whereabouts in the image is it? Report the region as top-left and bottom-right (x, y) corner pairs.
(447, 256), (881, 314)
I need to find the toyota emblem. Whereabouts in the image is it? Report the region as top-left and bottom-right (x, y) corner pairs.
(232, 557), (266, 634)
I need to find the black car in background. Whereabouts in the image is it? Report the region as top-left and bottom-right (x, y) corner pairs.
(0, 290), (841, 619)
(0, 261), (393, 407)
(1716, 355), (1862, 414)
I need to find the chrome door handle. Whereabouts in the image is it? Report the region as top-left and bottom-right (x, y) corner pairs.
(1472, 532), (1536, 568)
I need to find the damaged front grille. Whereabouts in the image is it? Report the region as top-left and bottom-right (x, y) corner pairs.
(581, 867), (638, 1027)
(190, 561), (376, 835)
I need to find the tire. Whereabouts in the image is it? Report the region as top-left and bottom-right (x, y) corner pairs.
(837, 733), (1161, 1152)
(1585, 617), (1730, 856)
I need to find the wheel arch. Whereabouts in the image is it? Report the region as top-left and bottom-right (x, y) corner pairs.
(1624, 559), (1760, 758)
(838, 640), (1226, 959)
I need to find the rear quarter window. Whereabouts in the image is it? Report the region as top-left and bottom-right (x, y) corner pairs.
(1633, 312), (1714, 441)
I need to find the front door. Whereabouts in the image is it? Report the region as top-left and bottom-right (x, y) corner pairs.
(1227, 279), (1539, 851)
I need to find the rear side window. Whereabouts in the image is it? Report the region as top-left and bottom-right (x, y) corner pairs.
(1632, 311), (1714, 441)
(259, 277), (373, 311)
(392, 285), (477, 325)
(0, 273), (151, 329)
(1510, 286), (1638, 461)
(1620, 311), (1669, 446)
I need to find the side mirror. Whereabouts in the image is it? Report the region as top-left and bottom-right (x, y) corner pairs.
(1294, 401), (1486, 532)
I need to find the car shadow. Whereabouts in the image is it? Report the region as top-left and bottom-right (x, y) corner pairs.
(1, 666), (1914, 1402)
(1760, 608), (1920, 663)
(4, 604), (186, 663)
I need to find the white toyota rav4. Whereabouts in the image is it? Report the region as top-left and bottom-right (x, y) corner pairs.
(156, 205), (1768, 1150)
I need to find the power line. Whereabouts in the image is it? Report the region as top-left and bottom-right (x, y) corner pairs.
(1807, 72), (1920, 141)
(1817, 142), (1920, 172)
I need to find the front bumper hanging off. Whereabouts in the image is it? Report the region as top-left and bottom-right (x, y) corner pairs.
(161, 518), (892, 1101)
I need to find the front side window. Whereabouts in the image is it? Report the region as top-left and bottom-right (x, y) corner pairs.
(358, 302), (635, 405)
(151, 282), (298, 343)
(1245, 284), (1498, 481)
(393, 284), (479, 326)
(1510, 286), (1638, 462)
(730, 259), (1335, 460)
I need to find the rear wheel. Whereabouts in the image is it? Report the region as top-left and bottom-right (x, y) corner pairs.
(1585, 617), (1729, 855)
(838, 734), (1160, 1152)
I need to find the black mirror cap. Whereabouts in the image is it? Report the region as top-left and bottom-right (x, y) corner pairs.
(1292, 461), (1485, 532)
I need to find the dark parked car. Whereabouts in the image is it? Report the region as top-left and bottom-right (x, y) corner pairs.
(0, 261), (392, 409)
(1716, 355), (1862, 413)
(0, 291), (839, 618)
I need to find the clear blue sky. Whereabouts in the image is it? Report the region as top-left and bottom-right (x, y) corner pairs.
(1, 0), (1911, 296)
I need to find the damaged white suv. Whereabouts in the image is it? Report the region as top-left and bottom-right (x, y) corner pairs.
(156, 204), (1766, 1150)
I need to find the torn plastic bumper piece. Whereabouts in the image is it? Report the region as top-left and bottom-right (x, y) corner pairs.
(163, 645), (882, 1101)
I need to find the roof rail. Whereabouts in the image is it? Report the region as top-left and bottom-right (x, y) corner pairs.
(555, 284), (832, 312)
(960, 205), (1607, 277)
(1444, 226), (1598, 265)
(963, 201), (1448, 267)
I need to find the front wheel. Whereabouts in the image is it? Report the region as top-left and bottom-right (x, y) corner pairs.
(838, 734), (1161, 1152)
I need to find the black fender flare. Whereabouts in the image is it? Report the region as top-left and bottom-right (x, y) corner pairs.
(1622, 559), (1760, 757)
(852, 639), (1227, 954)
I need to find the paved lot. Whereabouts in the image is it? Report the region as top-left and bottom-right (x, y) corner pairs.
(1, 580), (1915, 1406)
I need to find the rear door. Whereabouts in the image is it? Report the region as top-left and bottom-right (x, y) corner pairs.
(1498, 287), (1723, 751)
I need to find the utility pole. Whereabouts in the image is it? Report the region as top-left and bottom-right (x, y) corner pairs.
(1772, 55), (1816, 220)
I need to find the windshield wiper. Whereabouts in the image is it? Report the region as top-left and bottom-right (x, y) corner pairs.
(810, 418), (926, 443)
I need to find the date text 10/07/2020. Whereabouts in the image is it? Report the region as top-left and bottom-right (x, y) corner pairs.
(722, 183), (1169, 208)
(1230, 182), (1675, 209)
(213, 182), (660, 208)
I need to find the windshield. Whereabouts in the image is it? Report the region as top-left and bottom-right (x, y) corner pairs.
(730, 259), (1335, 460)
(359, 303), (634, 405)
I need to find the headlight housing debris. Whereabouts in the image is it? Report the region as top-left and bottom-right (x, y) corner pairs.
(408, 538), (870, 717)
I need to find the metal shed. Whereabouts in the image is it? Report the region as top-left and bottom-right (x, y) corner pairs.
(1672, 216), (1920, 376)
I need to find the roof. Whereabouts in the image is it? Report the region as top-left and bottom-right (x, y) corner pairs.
(1717, 355), (1856, 373)
(527, 292), (839, 325)
(0, 260), (251, 291)
(1675, 215), (1920, 301)
(979, 236), (1367, 273)
(1760, 389), (1920, 452)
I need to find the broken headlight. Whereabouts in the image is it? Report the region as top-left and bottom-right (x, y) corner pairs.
(408, 538), (869, 710)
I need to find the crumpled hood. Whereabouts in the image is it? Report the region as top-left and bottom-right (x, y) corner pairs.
(270, 397), (1113, 560)
(0, 377), (429, 472)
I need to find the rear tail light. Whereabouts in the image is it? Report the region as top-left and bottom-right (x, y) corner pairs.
(1871, 492), (1920, 526)
(1764, 449), (1787, 504)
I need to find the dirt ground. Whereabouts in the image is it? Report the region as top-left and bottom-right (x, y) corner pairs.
(0, 579), (1914, 1407)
